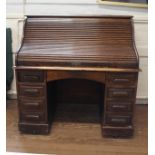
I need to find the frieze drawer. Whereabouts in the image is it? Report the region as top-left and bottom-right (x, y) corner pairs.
(17, 70), (44, 83)
(107, 73), (137, 86)
(18, 85), (45, 98)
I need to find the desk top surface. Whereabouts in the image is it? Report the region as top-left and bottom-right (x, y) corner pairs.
(17, 16), (139, 69)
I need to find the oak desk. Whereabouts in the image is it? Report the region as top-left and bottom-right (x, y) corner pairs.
(15, 16), (139, 138)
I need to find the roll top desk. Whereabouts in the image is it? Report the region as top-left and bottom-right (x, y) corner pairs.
(15, 16), (139, 138)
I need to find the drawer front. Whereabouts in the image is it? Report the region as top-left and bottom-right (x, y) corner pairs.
(106, 101), (133, 112)
(19, 98), (44, 111)
(20, 112), (45, 123)
(105, 114), (132, 126)
(19, 85), (45, 98)
(107, 88), (135, 99)
(107, 73), (137, 86)
(18, 70), (44, 82)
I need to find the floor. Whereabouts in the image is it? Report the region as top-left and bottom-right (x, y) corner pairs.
(6, 100), (148, 155)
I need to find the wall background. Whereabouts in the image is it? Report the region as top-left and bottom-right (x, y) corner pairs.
(6, 0), (148, 103)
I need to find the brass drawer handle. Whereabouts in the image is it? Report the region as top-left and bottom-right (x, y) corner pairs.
(24, 88), (39, 93)
(25, 114), (40, 119)
(111, 105), (127, 109)
(113, 78), (130, 82)
(112, 91), (129, 96)
(24, 102), (40, 106)
(111, 118), (127, 123)
(23, 75), (40, 80)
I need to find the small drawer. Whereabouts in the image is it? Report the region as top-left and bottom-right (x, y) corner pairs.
(20, 112), (45, 123)
(18, 85), (45, 98)
(107, 88), (135, 99)
(17, 70), (44, 82)
(106, 101), (133, 112)
(107, 73), (137, 86)
(19, 98), (44, 111)
(105, 114), (132, 126)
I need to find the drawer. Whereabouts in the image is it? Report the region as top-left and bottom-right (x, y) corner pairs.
(18, 85), (45, 98)
(107, 88), (135, 99)
(106, 101), (133, 112)
(105, 114), (132, 126)
(17, 70), (44, 82)
(20, 112), (45, 123)
(19, 98), (45, 111)
(107, 73), (137, 86)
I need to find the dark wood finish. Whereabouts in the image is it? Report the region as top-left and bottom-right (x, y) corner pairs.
(18, 98), (45, 111)
(18, 70), (44, 82)
(107, 72), (137, 86)
(17, 16), (139, 69)
(107, 88), (135, 98)
(47, 70), (105, 83)
(102, 126), (133, 138)
(20, 112), (45, 123)
(106, 100), (133, 112)
(18, 84), (45, 98)
(105, 114), (132, 126)
(15, 16), (139, 138)
(18, 123), (49, 134)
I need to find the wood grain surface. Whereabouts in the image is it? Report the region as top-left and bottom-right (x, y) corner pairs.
(17, 16), (139, 68)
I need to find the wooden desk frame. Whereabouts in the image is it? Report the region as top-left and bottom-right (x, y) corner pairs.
(15, 16), (139, 138)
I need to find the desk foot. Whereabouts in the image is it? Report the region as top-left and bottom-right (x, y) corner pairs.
(102, 125), (133, 138)
(19, 122), (50, 135)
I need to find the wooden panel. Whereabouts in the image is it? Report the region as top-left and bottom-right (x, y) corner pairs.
(47, 70), (105, 83)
